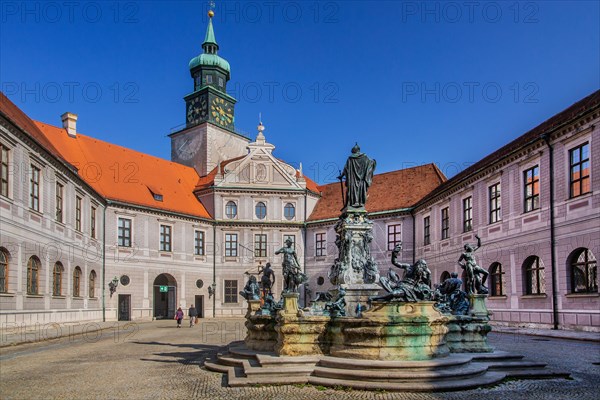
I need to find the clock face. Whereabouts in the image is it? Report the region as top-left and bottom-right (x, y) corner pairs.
(210, 97), (234, 127)
(175, 135), (202, 161)
(187, 96), (207, 124)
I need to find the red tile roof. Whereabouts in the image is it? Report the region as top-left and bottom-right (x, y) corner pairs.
(33, 121), (212, 219)
(0, 93), (65, 163)
(308, 163), (446, 221)
(417, 89), (600, 206)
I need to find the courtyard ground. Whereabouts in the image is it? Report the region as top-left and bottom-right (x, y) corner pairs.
(0, 318), (598, 400)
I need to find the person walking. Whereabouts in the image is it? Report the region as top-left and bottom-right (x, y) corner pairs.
(188, 304), (198, 327)
(175, 307), (184, 328)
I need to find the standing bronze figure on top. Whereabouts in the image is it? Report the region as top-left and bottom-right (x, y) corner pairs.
(338, 143), (377, 211)
(276, 238), (307, 293)
(458, 235), (489, 295)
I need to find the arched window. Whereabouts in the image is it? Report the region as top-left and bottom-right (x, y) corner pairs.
(225, 201), (237, 219)
(440, 271), (450, 283)
(255, 202), (267, 220)
(569, 248), (597, 294)
(73, 267), (82, 297)
(0, 248), (9, 293)
(89, 270), (97, 298)
(27, 256), (40, 295)
(489, 262), (504, 296)
(53, 262), (64, 296)
(284, 203), (295, 220)
(523, 256), (545, 295)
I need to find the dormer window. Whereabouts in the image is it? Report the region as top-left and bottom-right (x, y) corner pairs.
(147, 185), (163, 202)
(153, 194), (163, 202)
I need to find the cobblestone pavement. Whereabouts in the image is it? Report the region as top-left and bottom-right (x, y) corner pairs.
(1, 319), (598, 400)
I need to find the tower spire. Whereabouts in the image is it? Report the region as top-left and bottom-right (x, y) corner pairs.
(202, 10), (218, 54)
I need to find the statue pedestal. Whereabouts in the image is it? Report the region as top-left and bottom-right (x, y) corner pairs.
(245, 299), (261, 318)
(282, 292), (299, 315)
(329, 301), (450, 361)
(445, 294), (492, 353)
(245, 313), (277, 352)
(329, 213), (379, 286)
(332, 283), (381, 317)
(469, 294), (490, 318)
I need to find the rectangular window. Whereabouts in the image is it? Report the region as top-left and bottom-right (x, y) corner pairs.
(489, 183), (501, 224)
(224, 280), (238, 303)
(524, 166), (540, 212)
(118, 218), (132, 247)
(75, 196), (82, 231)
(55, 182), (64, 222)
(218, 77), (224, 87)
(387, 224), (402, 251)
(225, 233), (238, 257)
(160, 225), (172, 252)
(283, 234), (295, 250)
(194, 230), (205, 256)
(30, 165), (40, 211)
(1, 144), (9, 197)
(315, 233), (326, 257)
(255, 234), (267, 258)
(90, 206), (96, 238)
(463, 197), (472, 232)
(206, 75), (213, 84)
(569, 143), (590, 198)
(441, 207), (449, 240)
(423, 216), (430, 245)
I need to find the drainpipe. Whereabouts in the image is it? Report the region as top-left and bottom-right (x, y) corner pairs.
(212, 223), (216, 318)
(541, 134), (559, 330)
(303, 189), (308, 307)
(411, 210), (416, 264)
(101, 203), (107, 322)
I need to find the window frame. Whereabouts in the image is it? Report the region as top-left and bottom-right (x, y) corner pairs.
(159, 224), (172, 252)
(194, 230), (205, 256)
(75, 196), (82, 232)
(0, 143), (9, 198)
(423, 216), (431, 245)
(30, 164), (41, 212)
(570, 248), (598, 294)
(224, 279), (238, 304)
(489, 262), (504, 296)
(255, 234), (267, 258)
(89, 270), (97, 298)
(315, 233), (326, 257)
(73, 266), (82, 297)
(524, 256), (545, 295)
(117, 217), (132, 247)
(90, 206), (96, 238)
(53, 262), (64, 296)
(489, 183), (501, 224)
(462, 196), (473, 232)
(27, 256), (40, 295)
(441, 207), (449, 240)
(387, 223), (402, 251)
(523, 165), (540, 213)
(284, 202), (296, 220)
(225, 201), (237, 219)
(0, 249), (9, 293)
(55, 182), (64, 223)
(569, 142), (590, 198)
(225, 233), (238, 257)
(255, 201), (267, 220)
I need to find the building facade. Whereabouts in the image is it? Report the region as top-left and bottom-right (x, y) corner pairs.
(0, 15), (598, 332)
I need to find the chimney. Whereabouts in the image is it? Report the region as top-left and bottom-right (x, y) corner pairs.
(61, 112), (78, 138)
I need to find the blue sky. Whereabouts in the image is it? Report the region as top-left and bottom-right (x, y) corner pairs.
(2, 1), (599, 184)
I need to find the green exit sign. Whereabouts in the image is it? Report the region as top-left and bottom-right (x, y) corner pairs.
(159, 286), (168, 292)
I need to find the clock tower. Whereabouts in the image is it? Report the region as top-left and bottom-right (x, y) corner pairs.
(171, 10), (249, 177)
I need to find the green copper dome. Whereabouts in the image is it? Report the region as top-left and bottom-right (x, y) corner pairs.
(189, 14), (230, 78)
(189, 53), (230, 74)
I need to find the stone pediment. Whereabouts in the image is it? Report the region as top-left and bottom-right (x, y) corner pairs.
(213, 126), (306, 190)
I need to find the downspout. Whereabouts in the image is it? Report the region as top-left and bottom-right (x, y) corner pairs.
(303, 189), (308, 307)
(212, 222), (216, 318)
(411, 210), (416, 264)
(541, 134), (559, 330)
(101, 203), (107, 322)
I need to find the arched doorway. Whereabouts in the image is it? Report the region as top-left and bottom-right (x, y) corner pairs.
(153, 273), (177, 319)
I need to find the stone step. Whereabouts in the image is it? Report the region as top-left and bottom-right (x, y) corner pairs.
(318, 354), (472, 370)
(471, 351), (525, 362)
(485, 361), (547, 370)
(307, 371), (507, 392)
(503, 369), (571, 380)
(312, 363), (488, 382)
(256, 354), (320, 368)
(244, 365), (315, 377)
(228, 346), (274, 359)
(229, 374), (310, 387)
(216, 353), (248, 368)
